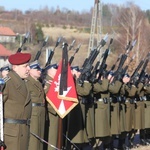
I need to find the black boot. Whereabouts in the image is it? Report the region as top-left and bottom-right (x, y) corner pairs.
(118, 139), (130, 150)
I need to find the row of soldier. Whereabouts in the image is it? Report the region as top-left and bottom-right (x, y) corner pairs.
(0, 38), (150, 150)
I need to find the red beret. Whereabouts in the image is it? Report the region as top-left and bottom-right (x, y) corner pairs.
(8, 52), (31, 65)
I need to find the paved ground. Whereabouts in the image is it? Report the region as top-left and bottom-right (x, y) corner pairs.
(96, 134), (150, 150)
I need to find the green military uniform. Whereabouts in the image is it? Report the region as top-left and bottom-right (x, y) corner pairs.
(109, 80), (122, 135)
(121, 84), (137, 132)
(93, 78), (110, 138)
(144, 84), (150, 129)
(135, 82), (145, 130)
(44, 75), (59, 150)
(27, 76), (46, 150)
(3, 71), (32, 150)
(93, 78), (112, 149)
(67, 80), (92, 149)
(143, 83), (150, 142)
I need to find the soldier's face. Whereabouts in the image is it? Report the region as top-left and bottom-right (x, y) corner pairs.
(29, 69), (41, 80)
(1, 70), (9, 78)
(13, 63), (30, 79)
(47, 68), (57, 78)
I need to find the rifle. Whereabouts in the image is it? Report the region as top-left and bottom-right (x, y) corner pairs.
(129, 59), (144, 85)
(45, 37), (61, 67)
(0, 79), (6, 150)
(68, 40), (76, 51)
(17, 32), (30, 53)
(34, 36), (49, 61)
(112, 40), (136, 82)
(121, 54), (135, 77)
(77, 33), (108, 85)
(69, 44), (81, 65)
(89, 38), (113, 83)
(97, 38), (113, 79)
(137, 52), (150, 84)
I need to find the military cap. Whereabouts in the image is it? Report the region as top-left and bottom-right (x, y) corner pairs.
(44, 63), (58, 71)
(0, 64), (10, 72)
(29, 60), (42, 71)
(123, 73), (130, 78)
(71, 66), (80, 72)
(107, 71), (114, 76)
(8, 52), (31, 65)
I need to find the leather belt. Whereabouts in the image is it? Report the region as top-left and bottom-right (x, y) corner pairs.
(4, 118), (30, 125)
(32, 103), (45, 107)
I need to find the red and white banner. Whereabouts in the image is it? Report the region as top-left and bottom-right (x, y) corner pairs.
(46, 61), (78, 118)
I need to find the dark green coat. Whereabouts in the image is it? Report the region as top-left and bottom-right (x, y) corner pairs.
(3, 71), (32, 150)
(26, 76), (46, 150)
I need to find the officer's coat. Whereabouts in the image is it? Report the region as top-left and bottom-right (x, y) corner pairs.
(3, 71), (32, 150)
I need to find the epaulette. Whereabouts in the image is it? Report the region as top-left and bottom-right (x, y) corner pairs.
(3, 76), (11, 83)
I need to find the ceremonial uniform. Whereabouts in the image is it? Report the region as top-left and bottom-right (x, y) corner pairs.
(93, 78), (111, 149)
(3, 52), (31, 150)
(67, 80), (92, 149)
(27, 74), (46, 150)
(44, 72), (59, 150)
(109, 80), (122, 135)
(135, 82), (145, 130)
(144, 83), (150, 143)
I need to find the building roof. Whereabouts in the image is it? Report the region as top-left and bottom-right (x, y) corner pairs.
(0, 44), (13, 56)
(0, 27), (16, 36)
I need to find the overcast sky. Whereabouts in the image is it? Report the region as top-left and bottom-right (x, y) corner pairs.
(0, 0), (149, 12)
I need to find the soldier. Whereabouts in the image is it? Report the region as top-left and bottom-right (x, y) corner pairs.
(43, 63), (59, 150)
(108, 71), (123, 149)
(27, 60), (46, 150)
(67, 66), (92, 150)
(120, 74), (137, 149)
(93, 74), (111, 150)
(135, 79), (146, 146)
(143, 74), (150, 144)
(0, 64), (10, 78)
(2, 52), (32, 150)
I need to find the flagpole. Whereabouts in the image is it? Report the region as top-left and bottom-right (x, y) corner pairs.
(57, 42), (68, 149)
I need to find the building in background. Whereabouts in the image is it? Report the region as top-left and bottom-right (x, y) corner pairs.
(0, 44), (12, 67)
(0, 27), (16, 43)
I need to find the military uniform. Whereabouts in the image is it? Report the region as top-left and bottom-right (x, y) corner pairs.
(67, 80), (92, 149)
(44, 74), (59, 150)
(3, 71), (32, 150)
(27, 76), (46, 150)
(93, 78), (111, 149)
(143, 83), (150, 143)
(120, 83), (137, 148)
(109, 80), (122, 136)
(135, 82), (145, 130)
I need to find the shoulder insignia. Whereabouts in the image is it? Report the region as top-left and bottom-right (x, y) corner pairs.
(3, 76), (11, 83)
